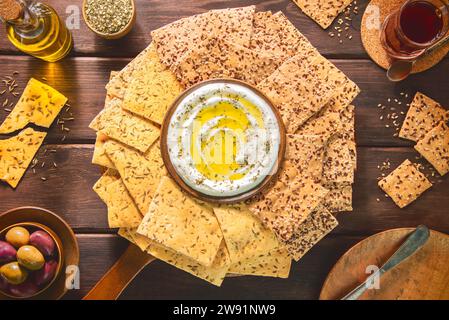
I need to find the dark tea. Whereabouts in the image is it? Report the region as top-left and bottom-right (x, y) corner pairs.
(381, 0), (449, 60)
(401, 1), (443, 44)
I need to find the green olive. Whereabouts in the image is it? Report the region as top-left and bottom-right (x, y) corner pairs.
(17, 245), (45, 271)
(5, 226), (30, 248)
(0, 262), (28, 285)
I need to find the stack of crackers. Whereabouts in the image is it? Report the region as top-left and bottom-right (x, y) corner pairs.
(379, 92), (448, 208)
(0, 78), (67, 188)
(91, 6), (360, 286)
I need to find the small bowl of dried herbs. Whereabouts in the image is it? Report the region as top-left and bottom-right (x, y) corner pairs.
(82, 0), (136, 40)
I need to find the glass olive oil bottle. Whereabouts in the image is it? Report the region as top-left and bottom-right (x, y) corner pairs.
(1, 0), (72, 62)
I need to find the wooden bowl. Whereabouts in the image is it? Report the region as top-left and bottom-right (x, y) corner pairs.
(0, 207), (79, 300)
(160, 78), (286, 204)
(82, 0), (136, 40)
(0, 222), (63, 299)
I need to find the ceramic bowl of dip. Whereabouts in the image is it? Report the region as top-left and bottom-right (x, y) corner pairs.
(160, 79), (286, 204)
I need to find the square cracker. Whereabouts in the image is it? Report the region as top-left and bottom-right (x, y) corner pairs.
(151, 6), (256, 68)
(92, 133), (115, 169)
(284, 205), (339, 261)
(322, 136), (354, 185)
(378, 159), (432, 208)
(93, 170), (142, 228)
(296, 112), (342, 139)
(286, 134), (329, 182)
(0, 128), (46, 188)
(250, 11), (317, 61)
(122, 44), (183, 125)
(228, 247), (292, 278)
(322, 183), (353, 213)
(247, 160), (329, 243)
(0, 78), (67, 134)
(173, 36), (281, 88)
(103, 139), (165, 214)
(399, 92), (448, 142)
(89, 98), (160, 153)
(119, 228), (230, 287)
(415, 121), (449, 176)
(106, 44), (154, 99)
(137, 176), (223, 267)
(213, 204), (280, 263)
(92, 72), (119, 169)
(291, 0), (354, 29)
(257, 53), (350, 133)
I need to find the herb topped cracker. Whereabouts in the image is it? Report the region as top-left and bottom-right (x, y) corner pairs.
(93, 169), (142, 228)
(228, 247), (292, 278)
(378, 159), (432, 208)
(103, 139), (165, 214)
(121, 228), (231, 287)
(213, 204), (280, 263)
(137, 176), (224, 267)
(122, 44), (183, 125)
(0, 127), (46, 188)
(0, 78), (67, 134)
(89, 98), (160, 153)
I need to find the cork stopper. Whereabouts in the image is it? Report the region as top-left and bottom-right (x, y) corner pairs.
(0, 0), (22, 21)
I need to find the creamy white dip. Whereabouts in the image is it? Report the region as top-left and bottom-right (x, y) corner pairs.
(166, 82), (281, 198)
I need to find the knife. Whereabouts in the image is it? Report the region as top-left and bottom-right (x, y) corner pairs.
(341, 225), (430, 300)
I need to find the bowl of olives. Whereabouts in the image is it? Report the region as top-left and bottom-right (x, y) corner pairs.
(0, 222), (63, 298)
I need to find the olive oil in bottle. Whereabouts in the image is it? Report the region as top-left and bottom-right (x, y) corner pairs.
(1, 0), (72, 62)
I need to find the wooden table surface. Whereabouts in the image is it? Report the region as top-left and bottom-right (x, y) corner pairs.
(1, 0), (448, 300)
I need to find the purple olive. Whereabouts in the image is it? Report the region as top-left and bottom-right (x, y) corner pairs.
(32, 260), (58, 287)
(8, 281), (40, 298)
(29, 230), (55, 257)
(0, 275), (9, 292)
(0, 241), (17, 264)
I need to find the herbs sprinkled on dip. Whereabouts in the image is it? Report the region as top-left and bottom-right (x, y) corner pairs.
(167, 82), (281, 197)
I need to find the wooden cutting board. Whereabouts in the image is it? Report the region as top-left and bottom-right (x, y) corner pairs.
(320, 228), (449, 300)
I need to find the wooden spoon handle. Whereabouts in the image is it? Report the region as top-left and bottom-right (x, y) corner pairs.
(83, 244), (155, 300)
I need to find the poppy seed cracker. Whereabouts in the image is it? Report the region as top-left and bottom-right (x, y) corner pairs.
(415, 121), (449, 176)
(399, 92), (449, 142)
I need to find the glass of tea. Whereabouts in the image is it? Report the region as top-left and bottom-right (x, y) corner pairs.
(381, 0), (449, 60)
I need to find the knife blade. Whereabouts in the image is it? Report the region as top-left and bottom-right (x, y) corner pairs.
(341, 225), (430, 300)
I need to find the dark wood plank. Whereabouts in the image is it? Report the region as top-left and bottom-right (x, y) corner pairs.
(0, 145), (108, 230)
(0, 145), (448, 234)
(1, 56), (448, 147)
(64, 233), (361, 300)
(0, 0), (370, 58)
